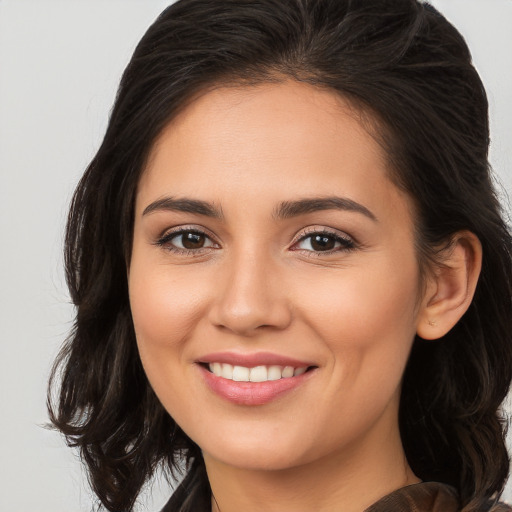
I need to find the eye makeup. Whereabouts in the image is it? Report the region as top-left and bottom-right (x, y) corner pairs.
(154, 225), (220, 256)
(290, 226), (357, 256)
(153, 224), (358, 258)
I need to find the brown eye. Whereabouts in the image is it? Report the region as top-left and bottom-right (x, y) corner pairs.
(310, 235), (336, 251)
(181, 232), (206, 249)
(294, 231), (355, 253)
(157, 229), (216, 252)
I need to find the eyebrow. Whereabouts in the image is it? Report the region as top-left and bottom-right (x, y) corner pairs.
(142, 195), (377, 222)
(142, 197), (224, 218)
(273, 196), (377, 222)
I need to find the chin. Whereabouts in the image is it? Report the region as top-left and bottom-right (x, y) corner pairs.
(197, 425), (322, 472)
(204, 445), (308, 472)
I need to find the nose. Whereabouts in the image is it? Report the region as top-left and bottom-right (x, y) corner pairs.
(208, 250), (292, 337)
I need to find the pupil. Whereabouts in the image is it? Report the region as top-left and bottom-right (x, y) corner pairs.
(182, 232), (205, 249)
(311, 235), (335, 251)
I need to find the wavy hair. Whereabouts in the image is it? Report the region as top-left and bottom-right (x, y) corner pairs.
(48, 1), (512, 510)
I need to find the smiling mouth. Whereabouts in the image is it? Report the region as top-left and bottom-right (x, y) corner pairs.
(203, 363), (316, 382)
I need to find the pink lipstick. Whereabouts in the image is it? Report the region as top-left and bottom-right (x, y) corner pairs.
(196, 352), (316, 405)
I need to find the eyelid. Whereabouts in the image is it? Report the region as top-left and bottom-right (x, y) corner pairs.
(154, 225), (220, 253)
(290, 226), (357, 253)
(156, 224), (217, 240)
(153, 224), (357, 256)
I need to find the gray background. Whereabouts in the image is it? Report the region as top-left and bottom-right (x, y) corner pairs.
(0, 1), (510, 510)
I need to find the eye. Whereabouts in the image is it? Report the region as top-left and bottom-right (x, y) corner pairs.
(156, 228), (218, 253)
(172, 231), (214, 250)
(292, 230), (355, 253)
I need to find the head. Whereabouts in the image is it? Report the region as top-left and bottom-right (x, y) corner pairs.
(48, 1), (512, 511)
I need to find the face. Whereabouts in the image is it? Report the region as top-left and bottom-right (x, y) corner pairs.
(129, 81), (425, 472)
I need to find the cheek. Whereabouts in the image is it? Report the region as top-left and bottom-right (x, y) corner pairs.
(293, 262), (420, 440)
(128, 255), (214, 404)
(303, 261), (419, 339)
(129, 261), (205, 345)
(128, 263), (213, 421)
(298, 254), (421, 392)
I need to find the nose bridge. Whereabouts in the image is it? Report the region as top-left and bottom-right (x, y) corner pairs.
(209, 243), (291, 335)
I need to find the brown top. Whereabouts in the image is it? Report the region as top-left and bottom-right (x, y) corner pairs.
(162, 479), (512, 511)
(364, 482), (460, 512)
(365, 482), (511, 512)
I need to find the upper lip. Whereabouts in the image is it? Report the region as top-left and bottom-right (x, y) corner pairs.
(197, 351), (315, 368)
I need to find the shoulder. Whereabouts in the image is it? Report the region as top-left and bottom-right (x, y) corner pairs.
(365, 482), (512, 512)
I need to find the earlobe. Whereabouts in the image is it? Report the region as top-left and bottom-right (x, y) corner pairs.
(416, 231), (482, 340)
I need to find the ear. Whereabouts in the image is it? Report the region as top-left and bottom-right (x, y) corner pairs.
(416, 231), (482, 340)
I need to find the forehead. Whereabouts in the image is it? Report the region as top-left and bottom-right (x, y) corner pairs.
(137, 80), (410, 223)
(146, 80), (382, 157)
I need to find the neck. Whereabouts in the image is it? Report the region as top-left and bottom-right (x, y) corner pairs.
(204, 414), (419, 512)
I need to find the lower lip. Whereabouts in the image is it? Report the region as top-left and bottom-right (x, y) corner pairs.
(199, 365), (314, 405)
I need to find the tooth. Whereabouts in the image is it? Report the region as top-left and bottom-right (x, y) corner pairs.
(233, 365), (250, 382)
(212, 363), (305, 381)
(267, 365), (283, 380)
(221, 363), (234, 379)
(249, 366), (268, 382)
(282, 366), (294, 378)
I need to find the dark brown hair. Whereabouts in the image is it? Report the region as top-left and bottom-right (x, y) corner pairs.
(48, 1), (512, 511)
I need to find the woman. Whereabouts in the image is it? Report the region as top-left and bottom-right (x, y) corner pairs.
(48, 1), (512, 511)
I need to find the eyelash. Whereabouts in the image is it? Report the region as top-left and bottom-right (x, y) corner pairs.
(155, 226), (357, 256)
(155, 227), (218, 256)
(291, 228), (356, 256)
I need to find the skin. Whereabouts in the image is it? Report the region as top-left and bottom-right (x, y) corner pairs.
(128, 81), (480, 512)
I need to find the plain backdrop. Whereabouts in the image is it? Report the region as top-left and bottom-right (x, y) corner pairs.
(0, 1), (511, 511)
